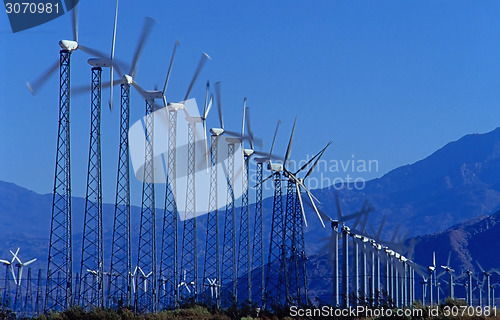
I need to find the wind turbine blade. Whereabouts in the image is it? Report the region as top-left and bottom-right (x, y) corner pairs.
(447, 251), (451, 268)
(245, 106), (255, 150)
(130, 17), (156, 76)
(255, 173), (274, 187)
(26, 60), (59, 95)
(215, 81), (224, 129)
(295, 183), (308, 227)
(205, 94), (213, 119)
(25, 259), (37, 266)
(71, 0), (78, 43)
(294, 151), (321, 176)
(303, 141), (332, 179)
(303, 184), (325, 228)
(162, 40), (180, 95)
(11, 266), (17, 285)
(241, 98), (247, 138)
(202, 81), (209, 119)
(78, 44), (111, 60)
(0, 260), (9, 265)
(109, 0), (119, 111)
(283, 115), (298, 165)
(131, 81), (149, 101)
(184, 52), (211, 101)
(433, 252), (436, 268)
(253, 150), (283, 161)
(203, 118), (208, 171)
(270, 120), (281, 155)
(73, 79), (123, 95)
(335, 191), (343, 219)
(477, 261), (485, 273)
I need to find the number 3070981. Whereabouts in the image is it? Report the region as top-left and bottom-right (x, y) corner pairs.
(6, 2), (59, 14)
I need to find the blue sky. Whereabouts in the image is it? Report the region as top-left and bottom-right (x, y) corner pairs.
(1, 0), (500, 206)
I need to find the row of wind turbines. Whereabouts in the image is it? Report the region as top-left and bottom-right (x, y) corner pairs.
(23, 0), (338, 314)
(18, 0), (499, 316)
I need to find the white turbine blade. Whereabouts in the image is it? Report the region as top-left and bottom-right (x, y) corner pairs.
(25, 258), (37, 266)
(131, 81), (149, 101)
(245, 106), (255, 150)
(10, 266), (17, 285)
(302, 183), (325, 227)
(163, 40), (180, 95)
(270, 120), (281, 155)
(203, 119), (209, 172)
(295, 177), (320, 203)
(184, 53), (211, 101)
(303, 141), (332, 179)
(241, 98), (247, 137)
(283, 115), (298, 165)
(215, 81), (224, 129)
(10, 248), (20, 264)
(202, 81), (209, 119)
(26, 59), (59, 95)
(109, 0), (119, 111)
(205, 94), (213, 119)
(295, 183), (308, 227)
(78, 44), (111, 61)
(335, 191), (343, 219)
(71, 0), (78, 43)
(0, 260), (10, 265)
(18, 266), (24, 286)
(73, 79), (123, 95)
(130, 17), (156, 76)
(254, 173), (274, 188)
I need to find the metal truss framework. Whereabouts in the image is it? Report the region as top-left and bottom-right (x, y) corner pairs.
(109, 83), (132, 308)
(135, 100), (157, 313)
(46, 50), (73, 312)
(79, 66), (104, 309)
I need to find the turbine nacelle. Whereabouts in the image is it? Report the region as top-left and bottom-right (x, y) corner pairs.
(210, 128), (224, 136)
(243, 149), (254, 157)
(167, 102), (185, 111)
(144, 90), (163, 100)
(59, 40), (78, 51)
(254, 156), (270, 164)
(267, 162), (283, 172)
(225, 137), (242, 144)
(124, 74), (133, 84)
(87, 58), (112, 68)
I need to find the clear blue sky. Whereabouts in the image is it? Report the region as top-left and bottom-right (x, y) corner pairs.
(1, 0), (500, 206)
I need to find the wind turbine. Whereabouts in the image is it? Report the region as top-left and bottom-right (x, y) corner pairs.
(0, 248), (20, 308)
(439, 252), (455, 299)
(251, 119), (281, 305)
(12, 250), (37, 288)
(26, 1), (122, 311)
(427, 252), (436, 305)
(477, 262), (494, 307)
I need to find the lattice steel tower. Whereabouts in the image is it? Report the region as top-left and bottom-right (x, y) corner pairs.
(180, 121), (199, 302)
(265, 170), (285, 307)
(251, 160), (264, 304)
(79, 61), (105, 309)
(108, 82), (132, 308)
(221, 140), (237, 306)
(135, 95), (159, 313)
(203, 133), (222, 307)
(159, 106), (180, 308)
(46, 49), (73, 311)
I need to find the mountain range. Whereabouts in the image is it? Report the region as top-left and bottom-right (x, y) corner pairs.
(2, 126), (500, 301)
